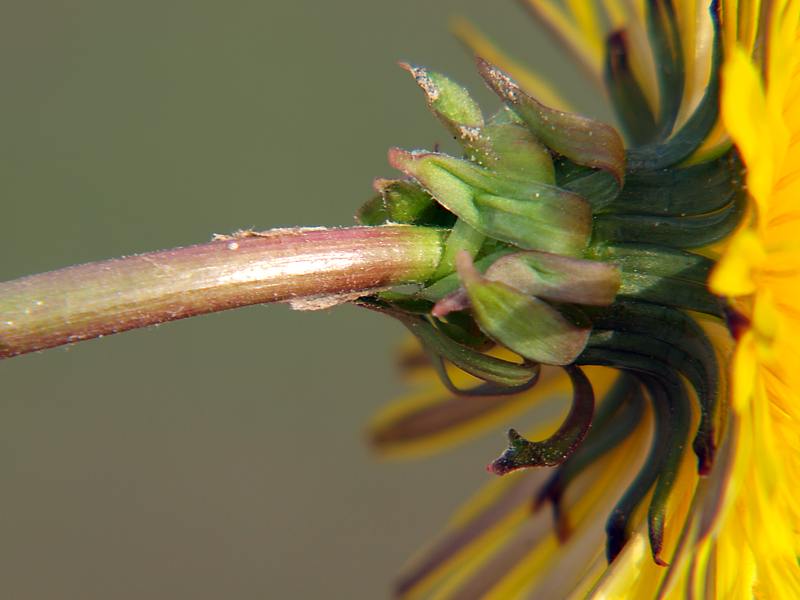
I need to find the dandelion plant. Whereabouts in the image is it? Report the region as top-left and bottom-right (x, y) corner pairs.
(2, 0), (800, 597)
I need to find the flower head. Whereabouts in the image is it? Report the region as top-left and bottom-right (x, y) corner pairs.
(353, 0), (800, 597)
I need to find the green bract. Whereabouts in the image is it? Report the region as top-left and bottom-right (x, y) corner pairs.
(389, 149), (591, 255)
(455, 251), (591, 366)
(484, 251), (621, 306)
(359, 0), (743, 572)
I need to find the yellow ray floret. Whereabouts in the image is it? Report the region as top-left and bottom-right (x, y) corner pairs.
(712, 0), (800, 596)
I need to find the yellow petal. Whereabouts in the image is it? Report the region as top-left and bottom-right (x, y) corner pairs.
(721, 47), (775, 213)
(751, 289), (779, 350)
(709, 229), (765, 296)
(731, 331), (757, 411)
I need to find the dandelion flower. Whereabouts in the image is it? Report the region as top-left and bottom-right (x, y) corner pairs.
(2, 0), (795, 597)
(361, 0), (800, 597)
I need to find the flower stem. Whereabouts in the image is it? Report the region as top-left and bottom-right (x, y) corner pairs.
(0, 225), (445, 359)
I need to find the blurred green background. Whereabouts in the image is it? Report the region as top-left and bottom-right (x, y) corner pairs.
(0, 2), (594, 598)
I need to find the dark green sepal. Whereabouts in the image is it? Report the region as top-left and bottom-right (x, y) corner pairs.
(604, 30), (658, 146)
(591, 328), (714, 474)
(387, 309), (539, 388)
(627, 0), (721, 170)
(433, 309), (493, 351)
(587, 300), (719, 473)
(488, 365), (595, 474)
(641, 373), (691, 567)
(589, 243), (722, 315)
(362, 295), (541, 389)
(555, 161), (622, 211)
(575, 350), (689, 565)
(576, 351), (669, 563)
(477, 57), (626, 186)
(592, 188), (746, 249)
(456, 252), (592, 365)
(370, 293), (435, 315)
(645, 0), (685, 136)
(600, 151), (741, 216)
(429, 354), (541, 398)
(587, 329), (710, 401)
(534, 374), (645, 540)
(591, 243), (714, 284)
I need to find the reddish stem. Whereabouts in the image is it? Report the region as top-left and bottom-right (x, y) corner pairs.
(0, 225), (445, 359)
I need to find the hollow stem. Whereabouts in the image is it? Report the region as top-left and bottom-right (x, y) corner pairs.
(0, 225), (445, 359)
